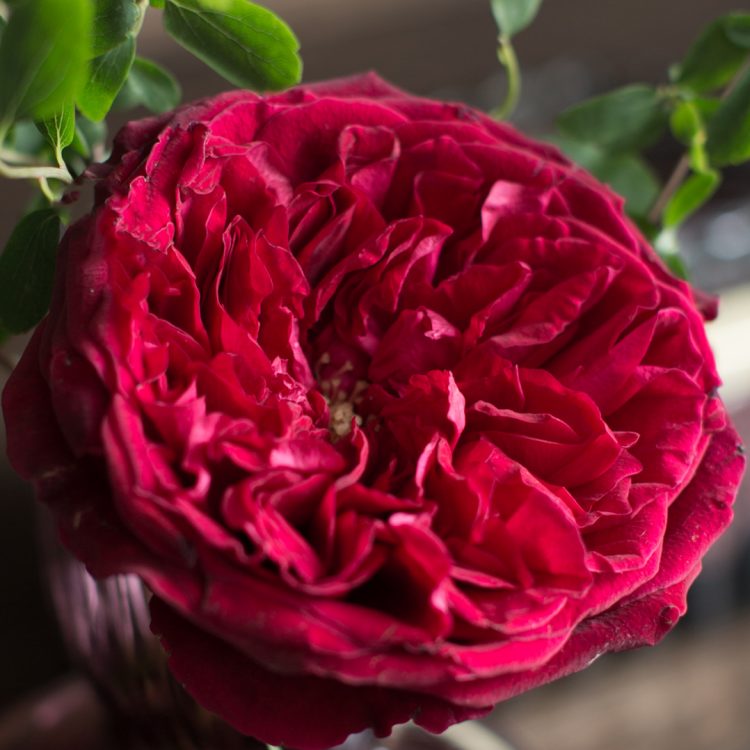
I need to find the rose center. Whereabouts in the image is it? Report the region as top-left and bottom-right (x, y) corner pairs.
(317, 358), (369, 439)
(328, 400), (360, 438)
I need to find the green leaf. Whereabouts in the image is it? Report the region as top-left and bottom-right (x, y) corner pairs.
(67, 124), (93, 161)
(0, 209), (60, 333)
(670, 100), (710, 172)
(6, 120), (48, 157)
(35, 101), (75, 164)
(675, 13), (750, 93)
(490, 0), (543, 38)
(706, 65), (750, 165)
(77, 35), (137, 122)
(115, 57), (181, 113)
(592, 153), (660, 219)
(163, 0), (302, 91)
(688, 100), (721, 170)
(692, 98), (722, 121)
(0, 0), (92, 125)
(150, 0), (166, 7)
(92, 0), (144, 57)
(62, 129), (89, 177)
(726, 17), (750, 48)
(556, 136), (659, 218)
(670, 100), (703, 145)
(663, 170), (720, 228)
(557, 85), (668, 153)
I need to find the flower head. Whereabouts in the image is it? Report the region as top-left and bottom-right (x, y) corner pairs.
(3, 74), (744, 750)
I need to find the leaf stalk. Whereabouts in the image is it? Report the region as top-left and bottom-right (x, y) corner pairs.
(493, 36), (521, 120)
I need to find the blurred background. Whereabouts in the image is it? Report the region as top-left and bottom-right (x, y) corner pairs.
(1, 1), (750, 748)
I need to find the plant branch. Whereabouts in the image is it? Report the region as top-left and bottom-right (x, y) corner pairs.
(648, 153), (690, 224)
(0, 157), (72, 183)
(724, 55), (750, 98)
(648, 55), (750, 225)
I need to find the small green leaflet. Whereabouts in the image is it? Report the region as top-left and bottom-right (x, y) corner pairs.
(490, 0), (543, 38)
(115, 57), (182, 113)
(557, 85), (668, 153)
(555, 136), (659, 219)
(675, 13), (750, 93)
(663, 170), (720, 228)
(78, 35), (137, 122)
(670, 100), (704, 146)
(163, 0), (302, 91)
(92, 0), (144, 57)
(0, 209), (61, 333)
(35, 101), (76, 165)
(669, 100), (710, 173)
(707, 64), (750, 166)
(588, 153), (659, 220)
(0, 0), (92, 125)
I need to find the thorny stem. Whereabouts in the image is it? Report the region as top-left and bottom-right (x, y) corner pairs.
(648, 55), (750, 225)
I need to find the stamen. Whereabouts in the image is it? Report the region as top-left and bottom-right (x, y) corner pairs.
(329, 401), (363, 439)
(318, 359), (369, 439)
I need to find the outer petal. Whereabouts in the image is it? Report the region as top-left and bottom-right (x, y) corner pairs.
(151, 599), (486, 750)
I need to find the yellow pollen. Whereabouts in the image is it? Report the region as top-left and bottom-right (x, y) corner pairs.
(318, 360), (368, 440)
(329, 400), (363, 439)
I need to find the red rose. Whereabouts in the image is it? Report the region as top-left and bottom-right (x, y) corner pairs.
(3, 74), (744, 749)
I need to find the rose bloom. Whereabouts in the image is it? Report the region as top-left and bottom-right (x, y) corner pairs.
(3, 75), (745, 749)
